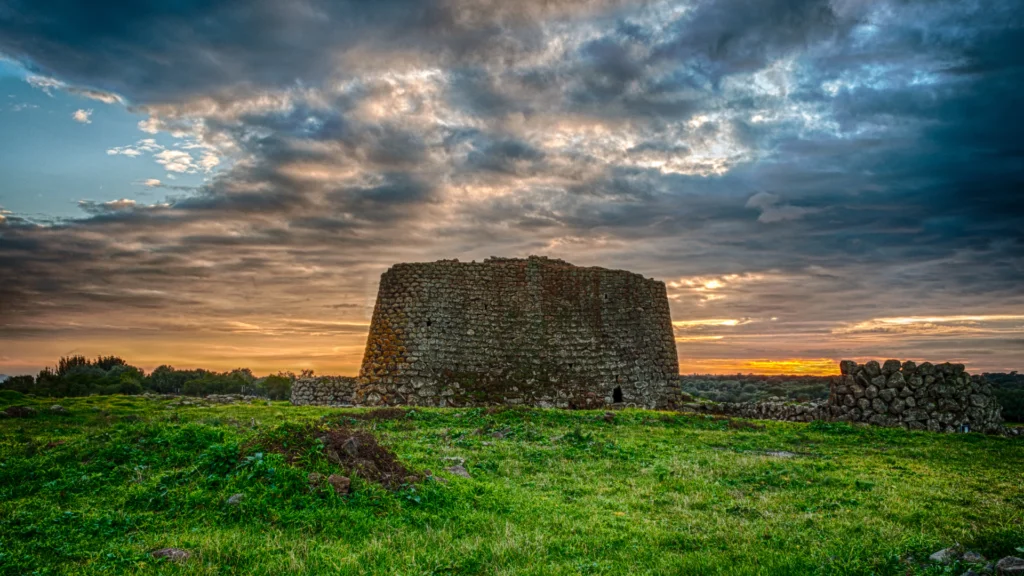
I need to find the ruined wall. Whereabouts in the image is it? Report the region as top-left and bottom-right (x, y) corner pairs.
(355, 256), (680, 409)
(290, 376), (357, 406)
(829, 359), (1002, 433)
(674, 359), (1005, 434)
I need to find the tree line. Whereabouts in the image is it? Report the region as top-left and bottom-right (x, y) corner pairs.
(0, 355), (293, 399)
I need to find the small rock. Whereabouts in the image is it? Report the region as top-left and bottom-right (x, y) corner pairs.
(446, 465), (472, 478)
(151, 548), (191, 563)
(963, 551), (986, 563)
(327, 474), (351, 495)
(308, 472), (324, 487)
(50, 405), (68, 414)
(226, 493), (244, 506)
(603, 412), (615, 423)
(931, 548), (961, 564)
(996, 557), (1024, 575)
(764, 451), (797, 458)
(404, 475), (419, 484)
(342, 437), (359, 458)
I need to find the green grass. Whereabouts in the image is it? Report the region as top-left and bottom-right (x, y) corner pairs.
(1, 395), (1021, 575)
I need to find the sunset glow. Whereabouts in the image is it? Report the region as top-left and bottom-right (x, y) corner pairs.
(680, 359), (843, 376)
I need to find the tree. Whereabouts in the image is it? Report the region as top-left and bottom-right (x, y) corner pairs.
(0, 375), (34, 393)
(261, 375), (292, 400)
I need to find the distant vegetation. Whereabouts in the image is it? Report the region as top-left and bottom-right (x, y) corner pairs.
(680, 374), (831, 404)
(0, 355), (293, 399)
(984, 372), (1024, 423)
(3, 356), (1022, 422)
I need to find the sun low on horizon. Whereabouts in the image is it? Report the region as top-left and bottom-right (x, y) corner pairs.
(1, 0), (1023, 378)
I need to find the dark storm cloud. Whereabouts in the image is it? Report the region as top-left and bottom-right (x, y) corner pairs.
(652, 0), (842, 76)
(1, 0), (1023, 371)
(0, 0), (641, 102)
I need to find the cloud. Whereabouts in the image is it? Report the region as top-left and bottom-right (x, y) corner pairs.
(0, 0), (1023, 373)
(66, 87), (125, 104)
(25, 75), (63, 95)
(745, 192), (818, 223)
(153, 150), (196, 173)
(26, 75), (124, 103)
(71, 108), (93, 123)
(107, 138), (163, 157)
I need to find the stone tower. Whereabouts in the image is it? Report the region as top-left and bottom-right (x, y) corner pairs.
(355, 256), (680, 408)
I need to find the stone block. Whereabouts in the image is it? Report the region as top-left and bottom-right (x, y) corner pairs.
(882, 359), (902, 375)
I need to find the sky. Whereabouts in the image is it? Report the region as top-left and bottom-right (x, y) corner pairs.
(0, 0), (1022, 377)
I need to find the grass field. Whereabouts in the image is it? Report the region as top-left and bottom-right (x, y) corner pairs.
(0, 394), (1022, 575)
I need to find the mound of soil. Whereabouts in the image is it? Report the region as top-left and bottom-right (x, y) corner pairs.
(248, 422), (416, 490)
(319, 427), (414, 489)
(1, 406), (37, 418)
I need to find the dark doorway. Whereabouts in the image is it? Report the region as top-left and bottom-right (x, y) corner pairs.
(613, 386), (623, 403)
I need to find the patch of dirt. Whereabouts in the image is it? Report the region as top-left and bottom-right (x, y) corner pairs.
(319, 427), (414, 489)
(2, 406), (37, 418)
(249, 422), (416, 490)
(762, 450), (798, 458)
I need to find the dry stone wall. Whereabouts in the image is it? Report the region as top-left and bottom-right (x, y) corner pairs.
(675, 359), (1005, 434)
(829, 359), (1003, 433)
(290, 376), (357, 406)
(355, 256), (680, 409)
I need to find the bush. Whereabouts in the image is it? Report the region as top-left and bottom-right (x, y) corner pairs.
(986, 372), (1024, 423)
(680, 375), (831, 404)
(260, 375), (292, 400)
(0, 389), (26, 404)
(0, 375), (34, 394)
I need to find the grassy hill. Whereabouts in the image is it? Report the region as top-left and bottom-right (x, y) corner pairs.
(1, 394), (1021, 575)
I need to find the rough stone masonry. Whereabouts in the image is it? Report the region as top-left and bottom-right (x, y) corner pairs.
(351, 256), (681, 409)
(828, 359), (1003, 433)
(678, 359), (1005, 434)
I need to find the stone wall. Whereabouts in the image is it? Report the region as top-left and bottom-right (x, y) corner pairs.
(829, 359), (1002, 433)
(355, 256), (680, 409)
(290, 376), (357, 406)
